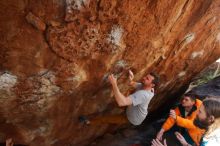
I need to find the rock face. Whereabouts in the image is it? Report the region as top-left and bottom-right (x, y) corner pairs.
(191, 76), (220, 99)
(0, 0), (220, 145)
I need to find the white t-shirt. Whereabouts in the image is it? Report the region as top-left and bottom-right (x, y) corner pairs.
(126, 83), (154, 125)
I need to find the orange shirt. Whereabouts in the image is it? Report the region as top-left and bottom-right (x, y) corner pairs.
(162, 99), (205, 146)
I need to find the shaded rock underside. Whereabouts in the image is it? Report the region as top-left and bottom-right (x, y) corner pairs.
(0, 0), (220, 145)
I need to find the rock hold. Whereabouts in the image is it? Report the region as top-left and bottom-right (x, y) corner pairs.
(26, 12), (46, 31)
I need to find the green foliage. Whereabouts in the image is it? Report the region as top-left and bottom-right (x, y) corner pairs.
(192, 63), (220, 86)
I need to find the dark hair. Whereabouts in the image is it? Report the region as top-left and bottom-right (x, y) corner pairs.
(149, 72), (160, 87)
(184, 92), (197, 101)
(203, 97), (220, 119)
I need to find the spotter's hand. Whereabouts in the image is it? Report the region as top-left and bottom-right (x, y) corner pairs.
(169, 110), (177, 120)
(6, 138), (14, 146)
(175, 132), (189, 146)
(151, 139), (167, 146)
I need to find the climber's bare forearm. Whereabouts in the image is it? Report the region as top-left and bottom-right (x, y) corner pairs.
(111, 84), (132, 107)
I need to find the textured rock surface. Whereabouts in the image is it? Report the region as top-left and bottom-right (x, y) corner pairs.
(0, 0), (220, 145)
(191, 76), (220, 99)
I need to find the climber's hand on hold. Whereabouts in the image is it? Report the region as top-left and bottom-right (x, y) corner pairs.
(108, 74), (117, 86)
(129, 70), (134, 81)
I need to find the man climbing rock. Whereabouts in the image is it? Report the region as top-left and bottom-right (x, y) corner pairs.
(79, 70), (159, 126)
(107, 70), (159, 125)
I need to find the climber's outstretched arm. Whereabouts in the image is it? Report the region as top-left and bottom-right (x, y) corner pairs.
(128, 70), (140, 88)
(108, 74), (132, 107)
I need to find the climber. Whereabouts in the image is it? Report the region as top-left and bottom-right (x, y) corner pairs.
(152, 97), (220, 146)
(79, 70), (159, 126)
(156, 93), (205, 146)
(108, 70), (159, 125)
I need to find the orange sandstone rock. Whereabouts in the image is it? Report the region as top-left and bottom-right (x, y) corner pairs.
(0, 0), (219, 145)
(26, 12), (46, 31)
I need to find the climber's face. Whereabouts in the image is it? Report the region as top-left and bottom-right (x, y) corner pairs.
(142, 74), (155, 87)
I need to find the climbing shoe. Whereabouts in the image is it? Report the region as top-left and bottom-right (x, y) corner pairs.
(78, 115), (91, 125)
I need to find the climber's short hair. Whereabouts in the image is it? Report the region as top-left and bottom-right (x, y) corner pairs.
(149, 72), (160, 87)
